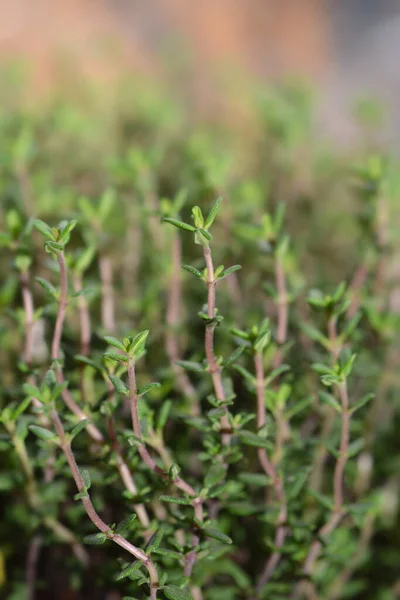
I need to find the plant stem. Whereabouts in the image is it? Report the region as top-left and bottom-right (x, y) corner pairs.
(301, 328), (351, 576)
(254, 352), (287, 592)
(73, 273), (91, 357)
(99, 255), (116, 333)
(166, 235), (199, 415)
(127, 357), (204, 579)
(26, 535), (42, 600)
(20, 270), (34, 367)
(52, 252), (103, 443)
(203, 245), (231, 445)
(50, 407), (159, 598)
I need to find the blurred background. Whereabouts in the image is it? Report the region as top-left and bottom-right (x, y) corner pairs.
(0, 0), (399, 142)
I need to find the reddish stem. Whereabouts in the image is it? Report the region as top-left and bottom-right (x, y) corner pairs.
(203, 245), (231, 445)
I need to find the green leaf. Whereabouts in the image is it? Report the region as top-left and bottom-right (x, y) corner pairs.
(152, 547), (181, 560)
(157, 400), (172, 430)
(175, 360), (204, 373)
(59, 219), (78, 243)
(35, 277), (57, 299)
(182, 265), (203, 279)
(286, 396), (313, 419)
(233, 365), (255, 384)
(109, 375), (129, 395)
(203, 527), (232, 544)
(350, 393), (374, 414)
(218, 265), (242, 280)
(159, 495), (193, 506)
(204, 197), (222, 230)
(146, 526), (164, 552)
(75, 355), (103, 371)
(254, 331), (271, 353)
(115, 514), (137, 535)
(238, 473), (271, 486)
(162, 218), (196, 232)
(44, 241), (64, 253)
(205, 462), (226, 488)
(192, 206), (204, 228)
(223, 346), (245, 367)
(115, 560), (143, 580)
(300, 323), (328, 346)
(238, 430), (271, 449)
(207, 407), (226, 419)
(34, 219), (54, 239)
(75, 245), (96, 274)
(104, 336), (126, 351)
(164, 585), (193, 600)
(137, 382), (161, 397)
(319, 391), (342, 413)
(83, 532), (107, 545)
(80, 469), (91, 490)
(312, 363), (334, 376)
(103, 353), (129, 364)
(129, 330), (150, 356)
(347, 438), (365, 458)
(23, 383), (41, 399)
(70, 419), (91, 441)
(308, 489), (333, 510)
(29, 425), (56, 441)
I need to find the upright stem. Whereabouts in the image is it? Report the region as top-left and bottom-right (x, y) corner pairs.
(127, 357), (204, 579)
(51, 252), (103, 443)
(301, 322), (351, 576)
(166, 235), (199, 415)
(99, 256), (115, 333)
(20, 270), (34, 367)
(203, 245), (231, 445)
(254, 352), (287, 592)
(50, 407), (159, 598)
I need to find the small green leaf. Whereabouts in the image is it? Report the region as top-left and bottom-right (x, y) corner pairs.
(175, 360), (204, 373)
(103, 353), (129, 364)
(115, 560), (142, 580)
(29, 425), (56, 441)
(162, 218), (196, 232)
(203, 527), (232, 544)
(300, 323), (328, 346)
(319, 391), (342, 413)
(129, 330), (150, 357)
(59, 219), (78, 243)
(152, 547), (181, 560)
(23, 383), (41, 399)
(350, 393), (374, 414)
(159, 495), (193, 506)
(182, 265), (203, 279)
(223, 346), (245, 367)
(75, 355), (103, 371)
(137, 382), (161, 397)
(164, 585), (193, 600)
(238, 473), (271, 486)
(308, 489), (333, 510)
(207, 407), (226, 419)
(192, 206), (204, 228)
(238, 430), (271, 449)
(75, 245), (96, 274)
(146, 526), (164, 552)
(157, 400), (172, 430)
(205, 463), (226, 488)
(254, 331), (271, 353)
(115, 514), (137, 535)
(70, 419), (91, 441)
(204, 197), (222, 230)
(218, 265), (242, 280)
(83, 532), (107, 545)
(80, 469), (91, 490)
(233, 365), (255, 384)
(44, 241), (64, 253)
(109, 375), (129, 395)
(104, 336), (126, 351)
(34, 219), (54, 239)
(35, 277), (57, 299)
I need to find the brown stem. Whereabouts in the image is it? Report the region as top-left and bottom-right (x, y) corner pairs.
(166, 235), (199, 415)
(254, 352), (287, 592)
(51, 252), (103, 443)
(73, 273), (91, 357)
(127, 357), (204, 579)
(26, 535), (42, 600)
(105, 380), (150, 531)
(302, 333), (351, 576)
(20, 271), (34, 367)
(203, 245), (231, 445)
(51, 407), (159, 598)
(99, 256), (115, 333)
